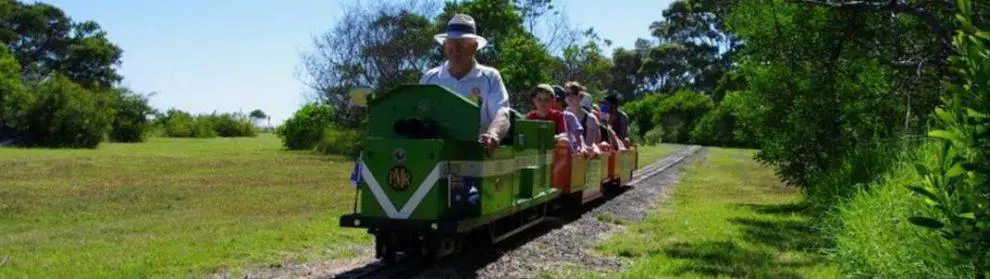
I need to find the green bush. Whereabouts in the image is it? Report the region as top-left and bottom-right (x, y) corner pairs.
(276, 103), (336, 150)
(623, 93), (665, 138)
(0, 45), (29, 139)
(642, 126), (663, 145)
(829, 142), (969, 278)
(690, 108), (732, 146)
(160, 109), (216, 138)
(690, 91), (763, 147)
(315, 124), (363, 157)
(190, 116), (217, 138)
(907, 6), (990, 276)
(651, 90), (714, 144)
(622, 91), (713, 144)
(157, 109), (254, 138)
(161, 109), (194, 137)
(205, 113), (257, 137)
(22, 75), (115, 148)
(109, 89), (154, 142)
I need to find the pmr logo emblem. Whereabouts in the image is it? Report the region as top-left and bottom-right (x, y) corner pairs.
(393, 148), (406, 163)
(387, 165), (412, 192)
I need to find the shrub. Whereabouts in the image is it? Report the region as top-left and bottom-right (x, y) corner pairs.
(159, 109), (216, 138)
(316, 124), (363, 157)
(642, 126), (663, 146)
(690, 108), (733, 146)
(0, 45), (29, 140)
(652, 90), (714, 144)
(623, 93), (665, 138)
(829, 142), (969, 278)
(276, 103), (336, 150)
(161, 109), (195, 137)
(21, 75), (115, 148)
(206, 113), (257, 137)
(622, 91), (713, 144)
(109, 89), (155, 142)
(907, 5), (990, 276)
(190, 116), (217, 138)
(689, 91), (763, 148)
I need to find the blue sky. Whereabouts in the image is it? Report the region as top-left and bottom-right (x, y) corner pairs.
(30, 0), (674, 125)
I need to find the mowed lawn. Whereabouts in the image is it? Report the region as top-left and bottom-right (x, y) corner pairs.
(635, 143), (682, 169)
(0, 134), (370, 278)
(0, 136), (684, 278)
(591, 147), (841, 278)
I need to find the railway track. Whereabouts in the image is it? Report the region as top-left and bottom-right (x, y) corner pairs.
(332, 145), (702, 279)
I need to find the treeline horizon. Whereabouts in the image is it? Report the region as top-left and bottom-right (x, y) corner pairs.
(0, 0), (277, 147)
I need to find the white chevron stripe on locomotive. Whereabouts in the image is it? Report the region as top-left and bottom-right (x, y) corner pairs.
(361, 161), (446, 219)
(361, 154), (554, 220)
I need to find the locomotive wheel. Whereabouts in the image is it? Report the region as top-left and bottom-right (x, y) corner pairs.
(375, 232), (400, 264)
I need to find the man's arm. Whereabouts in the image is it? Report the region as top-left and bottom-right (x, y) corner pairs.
(487, 70), (511, 115)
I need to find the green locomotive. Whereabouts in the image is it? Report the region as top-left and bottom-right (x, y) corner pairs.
(339, 84), (563, 262)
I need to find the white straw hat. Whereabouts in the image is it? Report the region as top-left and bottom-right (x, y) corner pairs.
(434, 14), (489, 50)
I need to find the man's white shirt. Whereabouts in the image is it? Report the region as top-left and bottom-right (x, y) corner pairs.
(419, 61), (510, 130)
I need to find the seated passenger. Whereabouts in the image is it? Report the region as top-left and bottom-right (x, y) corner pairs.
(552, 85), (586, 153)
(602, 94), (629, 150)
(525, 84), (572, 147)
(603, 94), (632, 148)
(419, 14), (511, 152)
(562, 82), (602, 157)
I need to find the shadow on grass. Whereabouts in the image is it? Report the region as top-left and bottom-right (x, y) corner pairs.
(732, 202), (834, 252)
(663, 240), (815, 279)
(658, 202), (832, 278)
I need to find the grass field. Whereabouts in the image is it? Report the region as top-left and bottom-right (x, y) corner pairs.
(590, 147), (841, 278)
(635, 143), (682, 168)
(0, 134), (370, 278)
(0, 135), (681, 278)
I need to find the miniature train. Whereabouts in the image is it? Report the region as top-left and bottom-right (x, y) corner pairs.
(338, 84), (638, 263)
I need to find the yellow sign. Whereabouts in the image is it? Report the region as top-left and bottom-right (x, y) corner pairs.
(388, 166), (412, 192)
(349, 86), (373, 107)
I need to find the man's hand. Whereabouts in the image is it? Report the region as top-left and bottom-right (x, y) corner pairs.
(478, 133), (499, 156)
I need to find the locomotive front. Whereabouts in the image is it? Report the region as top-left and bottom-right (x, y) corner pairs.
(340, 84), (562, 262)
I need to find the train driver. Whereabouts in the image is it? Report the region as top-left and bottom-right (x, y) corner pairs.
(419, 14), (511, 152)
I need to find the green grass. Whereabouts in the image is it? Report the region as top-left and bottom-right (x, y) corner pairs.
(828, 142), (970, 278)
(635, 143), (682, 169)
(589, 147), (841, 278)
(0, 137), (689, 278)
(0, 134), (370, 278)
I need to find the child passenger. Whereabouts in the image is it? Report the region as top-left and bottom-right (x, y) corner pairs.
(525, 84), (580, 149)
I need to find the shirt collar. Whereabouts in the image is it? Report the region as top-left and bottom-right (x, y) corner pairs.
(441, 61), (481, 80)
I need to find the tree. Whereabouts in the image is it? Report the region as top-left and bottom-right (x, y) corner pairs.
(721, 0), (990, 188)
(609, 41), (652, 98)
(109, 88), (156, 142)
(554, 29), (612, 84)
(249, 109), (268, 130)
(513, 0), (581, 54)
(638, 0), (741, 95)
(249, 109), (267, 120)
(0, 44), (27, 140)
(300, 0), (441, 128)
(0, 0), (123, 90)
